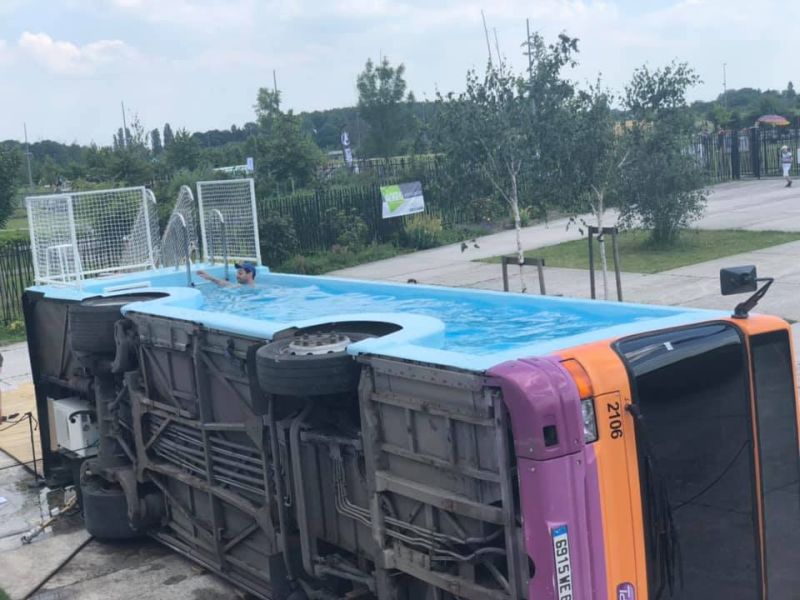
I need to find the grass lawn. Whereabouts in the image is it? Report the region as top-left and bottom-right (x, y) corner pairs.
(0, 322), (26, 346)
(2, 205), (28, 232)
(3, 215), (28, 231)
(479, 229), (800, 274)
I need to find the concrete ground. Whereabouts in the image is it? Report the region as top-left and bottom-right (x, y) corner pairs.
(0, 350), (237, 599)
(0, 342), (31, 393)
(1, 178), (800, 599)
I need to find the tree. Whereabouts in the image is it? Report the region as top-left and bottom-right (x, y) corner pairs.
(252, 87), (323, 191)
(356, 57), (415, 157)
(707, 103), (734, 130)
(521, 33), (581, 213)
(619, 61), (707, 245)
(435, 32), (579, 292)
(435, 64), (533, 291)
(0, 145), (21, 227)
(255, 88), (282, 127)
(110, 114), (153, 185)
(113, 127), (124, 151)
(83, 144), (115, 182)
(166, 128), (202, 171)
(150, 128), (163, 155)
(38, 156), (61, 186)
(163, 123), (175, 148)
(566, 81), (628, 299)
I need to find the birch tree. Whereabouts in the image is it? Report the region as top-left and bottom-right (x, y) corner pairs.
(568, 82), (627, 299)
(435, 32), (578, 293)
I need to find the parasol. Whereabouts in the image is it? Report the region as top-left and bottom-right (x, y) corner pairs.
(757, 114), (790, 126)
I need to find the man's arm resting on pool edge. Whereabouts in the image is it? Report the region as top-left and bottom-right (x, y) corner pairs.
(196, 270), (232, 287)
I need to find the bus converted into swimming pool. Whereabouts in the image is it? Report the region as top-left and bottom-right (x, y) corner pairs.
(23, 263), (800, 600)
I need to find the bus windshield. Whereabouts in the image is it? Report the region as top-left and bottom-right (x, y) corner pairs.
(619, 324), (759, 600)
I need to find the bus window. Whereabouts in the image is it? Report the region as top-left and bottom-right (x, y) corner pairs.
(750, 330), (800, 598)
(618, 324), (759, 600)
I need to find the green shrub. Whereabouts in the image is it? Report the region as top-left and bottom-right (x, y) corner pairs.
(518, 206), (532, 227)
(325, 207), (369, 251)
(400, 214), (443, 249)
(259, 211), (299, 267)
(0, 320), (26, 344)
(467, 196), (505, 225)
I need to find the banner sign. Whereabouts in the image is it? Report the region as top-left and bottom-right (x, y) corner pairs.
(381, 181), (425, 218)
(341, 131), (353, 166)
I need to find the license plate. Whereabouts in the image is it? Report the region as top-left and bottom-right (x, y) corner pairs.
(552, 525), (574, 600)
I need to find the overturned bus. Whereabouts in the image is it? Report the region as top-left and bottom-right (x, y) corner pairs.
(23, 263), (800, 599)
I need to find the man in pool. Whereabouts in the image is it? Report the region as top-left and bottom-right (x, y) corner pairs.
(197, 261), (257, 287)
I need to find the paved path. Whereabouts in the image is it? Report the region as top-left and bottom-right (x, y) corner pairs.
(695, 179), (800, 231)
(329, 179), (800, 320)
(0, 342), (31, 392)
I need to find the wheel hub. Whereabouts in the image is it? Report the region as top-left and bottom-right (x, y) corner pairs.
(288, 333), (352, 355)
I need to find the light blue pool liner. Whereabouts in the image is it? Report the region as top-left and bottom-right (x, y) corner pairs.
(29, 265), (728, 372)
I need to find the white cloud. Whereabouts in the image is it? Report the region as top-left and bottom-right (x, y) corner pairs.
(4, 0), (800, 143)
(17, 31), (136, 75)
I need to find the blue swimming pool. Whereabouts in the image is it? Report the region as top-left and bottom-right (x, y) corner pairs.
(30, 265), (727, 372)
(199, 280), (672, 355)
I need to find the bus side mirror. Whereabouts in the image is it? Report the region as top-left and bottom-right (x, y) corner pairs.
(720, 266), (758, 296)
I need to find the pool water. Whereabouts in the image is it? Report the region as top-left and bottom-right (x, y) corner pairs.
(200, 282), (664, 355)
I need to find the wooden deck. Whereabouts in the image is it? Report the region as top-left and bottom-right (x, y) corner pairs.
(0, 383), (43, 475)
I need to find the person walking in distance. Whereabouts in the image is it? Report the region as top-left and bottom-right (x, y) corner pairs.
(781, 145), (793, 187)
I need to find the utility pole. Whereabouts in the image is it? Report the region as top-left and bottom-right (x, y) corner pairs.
(525, 18), (533, 81)
(120, 101), (128, 148)
(272, 69), (278, 94)
(23, 123), (33, 190)
(723, 63), (727, 108)
(493, 28), (502, 66)
(481, 10), (493, 66)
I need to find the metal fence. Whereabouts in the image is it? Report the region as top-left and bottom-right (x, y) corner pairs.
(318, 155), (444, 183)
(159, 185), (200, 268)
(259, 181), (473, 253)
(697, 126), (800, 182)
(0, 241), (34, 324)
(197, 178), (261, 264)
(26, 187), (159, 286)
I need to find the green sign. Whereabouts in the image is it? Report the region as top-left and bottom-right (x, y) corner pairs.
(380, 182), (424, 218)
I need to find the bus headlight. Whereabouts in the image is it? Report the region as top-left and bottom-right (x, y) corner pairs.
(581, 398), (598, 443)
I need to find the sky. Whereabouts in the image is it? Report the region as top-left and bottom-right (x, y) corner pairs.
(0, 0), (795, 145)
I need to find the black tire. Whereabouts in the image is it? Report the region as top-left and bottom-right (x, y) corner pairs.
(256, 332), (372, 397)
(69, 293), (166, 355)
(80, 476), (140, 540)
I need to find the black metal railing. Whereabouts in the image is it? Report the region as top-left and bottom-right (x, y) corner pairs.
(0, 241), (34, 324)
(697, 126), (800, 182)
(258, 181), (472, 254)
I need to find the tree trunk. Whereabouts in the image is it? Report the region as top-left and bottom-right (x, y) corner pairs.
(596, 190), (609, 300)
(510, 173), (527, 293)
